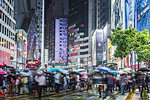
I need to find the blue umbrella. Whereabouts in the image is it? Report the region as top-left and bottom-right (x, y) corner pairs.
(47, 68), (62, 72)
(109, 70), (119, 74)
(97, 67), (111, 73)
(23, 69), (30, 72)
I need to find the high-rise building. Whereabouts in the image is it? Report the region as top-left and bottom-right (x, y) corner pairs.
(16, 29), (27, 69)
(55, 18), (67, 63)
(44, 0), (67, 63)
(26, 0), (43, 60)
(137, 0), (150, 35)
(68, 0), (89, 69)
(0, 0), (16, 67)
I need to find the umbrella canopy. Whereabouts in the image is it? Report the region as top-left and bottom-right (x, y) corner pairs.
(59, 70), (69, 74)
(109, 70), (119, 74)
(123, 68), (131, 72)
(74, 69), (85, 72)
(23, 69), (30, 73)
(47, 68), (62, 72)
(39, 68), (47, 71)
(97, 67), (111, 73)
(138, 67), (149, 72)
(69, 71), (78, 74)
(20, 72), (30, 76)
(0, 71), (7, 75)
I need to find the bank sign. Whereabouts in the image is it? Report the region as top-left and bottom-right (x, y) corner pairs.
(137, 0), (150, 33)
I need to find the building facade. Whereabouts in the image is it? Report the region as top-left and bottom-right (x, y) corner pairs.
(68, 0), (89, 69)
(16, 29), (27, 69)
(137, 0), (150, 35)
(0, 0), (16, 67)
(55, 18), (67, 64)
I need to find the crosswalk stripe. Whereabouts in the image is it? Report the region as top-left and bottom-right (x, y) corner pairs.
(54, 91), (85, 100)
(21, 89), (74, 100)
(72, 93), (94, 100)
(40, 90), (79, 100)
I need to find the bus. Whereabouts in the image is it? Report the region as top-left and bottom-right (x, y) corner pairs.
(26, 60), (41, 69)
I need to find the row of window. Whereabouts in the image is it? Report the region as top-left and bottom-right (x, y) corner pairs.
(0, 10), (15, 30)
(0, 0), (14, 17)
(0, 24), (15, 40)
(0, 36), (14, 50)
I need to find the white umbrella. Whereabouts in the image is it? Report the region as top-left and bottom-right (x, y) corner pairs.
(59, 70), (68, 74)
(20, 72), (30, 76)
(123, 68), (132, 72)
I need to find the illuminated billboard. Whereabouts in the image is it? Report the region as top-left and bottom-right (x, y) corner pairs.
(137, 0), (150, 34)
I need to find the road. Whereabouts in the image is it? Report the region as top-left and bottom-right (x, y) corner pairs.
(1, 89), (149, 100)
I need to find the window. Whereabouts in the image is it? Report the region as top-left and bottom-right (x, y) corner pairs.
(80, 51), (88, 55)
(80, 46), (88, 49)
(2, 25), (4, 33)
(2, 38), (3, 46)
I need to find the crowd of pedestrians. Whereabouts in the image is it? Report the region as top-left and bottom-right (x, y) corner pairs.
(0, 68), (149, 99)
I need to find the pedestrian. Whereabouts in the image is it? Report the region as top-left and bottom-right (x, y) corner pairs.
(0, 74), (4, 94)
(116, 74), (121, 91)
(54, 72), (61, 95)
(7, 72), (16, 96)
(70, 74), (77, 91)
(120, 74), (127, 95)
(35, 74), (46, 99)
(20, 76), (29, 94)
(145, 73), (150, 93)
(86, 75), (93, 92)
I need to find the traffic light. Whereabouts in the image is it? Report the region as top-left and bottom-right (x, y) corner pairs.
(0, 63), (6, 68)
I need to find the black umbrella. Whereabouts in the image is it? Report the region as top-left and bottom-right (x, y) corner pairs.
(138, 67), (149, 72)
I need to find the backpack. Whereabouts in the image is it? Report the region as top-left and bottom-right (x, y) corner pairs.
(22, 77), (28, 84)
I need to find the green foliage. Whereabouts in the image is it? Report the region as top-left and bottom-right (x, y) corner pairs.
(108, 27), (150, 63)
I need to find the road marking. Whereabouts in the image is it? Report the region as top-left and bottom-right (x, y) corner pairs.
(72, 92), (94, 100)
(40, 90), (78, 100)
(54, 91), (84, 100)
(20, 91), (56, 100)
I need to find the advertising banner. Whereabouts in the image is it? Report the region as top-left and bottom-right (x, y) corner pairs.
(0, 50), (11, 65)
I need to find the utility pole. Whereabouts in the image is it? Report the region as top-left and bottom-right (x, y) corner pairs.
(41, 0), (45, 68)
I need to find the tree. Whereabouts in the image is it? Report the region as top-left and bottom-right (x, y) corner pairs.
(108, 27), (150, 68)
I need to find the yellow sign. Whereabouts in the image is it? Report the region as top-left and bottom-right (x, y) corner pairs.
(28, 61), (36, 64)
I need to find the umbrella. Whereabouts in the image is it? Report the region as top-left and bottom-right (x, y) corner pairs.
(79, 71), (87, 75)
(0, 71), (7, 75)
(59, 70), (69, 74)
(75, 69), (85, 72)
(39, 68), (47, 71)
(123, 68), (131, 72)
(97, 67), (111, 73)
(32, 71), (43, 76)
(23, 69), (30, 72)
(20, 72), (30, 76)
(69, 71), (78, 74)
(47, 68), (62, 72)
(109, 70), (119, 74)
(138, 67), (149, 72)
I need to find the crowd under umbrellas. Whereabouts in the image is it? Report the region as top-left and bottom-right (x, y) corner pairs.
(0, 66), (149, 99)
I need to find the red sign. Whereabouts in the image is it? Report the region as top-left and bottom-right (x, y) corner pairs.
(72, 53), (76, 56)
(0, 50), (11, 65)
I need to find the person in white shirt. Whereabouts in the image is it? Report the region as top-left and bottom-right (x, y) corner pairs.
(54, 72), (61, 95)
(35, 75), (46, 99)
